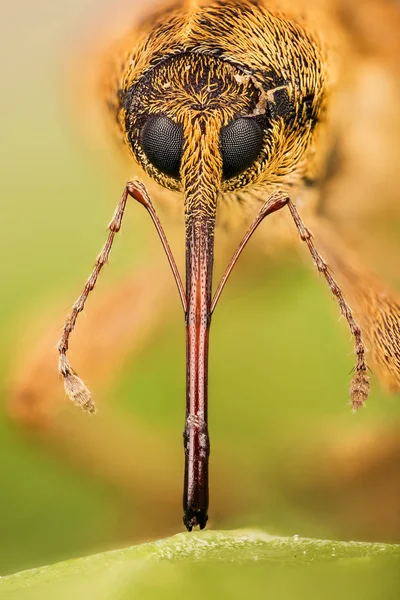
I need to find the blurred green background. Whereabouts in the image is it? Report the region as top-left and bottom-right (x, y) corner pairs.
(0, 0), (399, 590)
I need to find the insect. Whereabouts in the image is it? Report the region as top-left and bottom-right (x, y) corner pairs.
(46, 0), (400, 530)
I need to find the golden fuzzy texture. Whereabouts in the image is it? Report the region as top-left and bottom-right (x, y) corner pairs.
(124, 54), (258, 194)
(181, 112), (223, 223)
(103, 0), (335, 195)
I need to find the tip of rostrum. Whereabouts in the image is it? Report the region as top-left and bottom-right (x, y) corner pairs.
(183, 508), (208, 532)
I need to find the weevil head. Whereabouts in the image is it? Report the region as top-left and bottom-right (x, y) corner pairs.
(107, 1), (332, 198)
(122, 53), (271, 199)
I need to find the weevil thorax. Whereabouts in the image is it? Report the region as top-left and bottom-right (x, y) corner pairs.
(107, 0), (337, 202)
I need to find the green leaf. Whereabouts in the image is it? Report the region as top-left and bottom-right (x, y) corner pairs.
(1, 531), (399, 600)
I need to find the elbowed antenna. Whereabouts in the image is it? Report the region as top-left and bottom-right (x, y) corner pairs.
(210, 193), (370, 412)
(57, 180), (186, 414)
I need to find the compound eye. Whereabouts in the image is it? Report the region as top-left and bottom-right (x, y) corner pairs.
(141, 115), (183, 178)
(220, 118), (263, 179)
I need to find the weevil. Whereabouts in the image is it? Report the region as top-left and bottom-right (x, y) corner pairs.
(20, 1), (400, 531)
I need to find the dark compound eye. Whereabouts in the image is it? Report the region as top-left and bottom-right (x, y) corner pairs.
(220, 118), (263, 179)
(141, 115), (183, 178)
